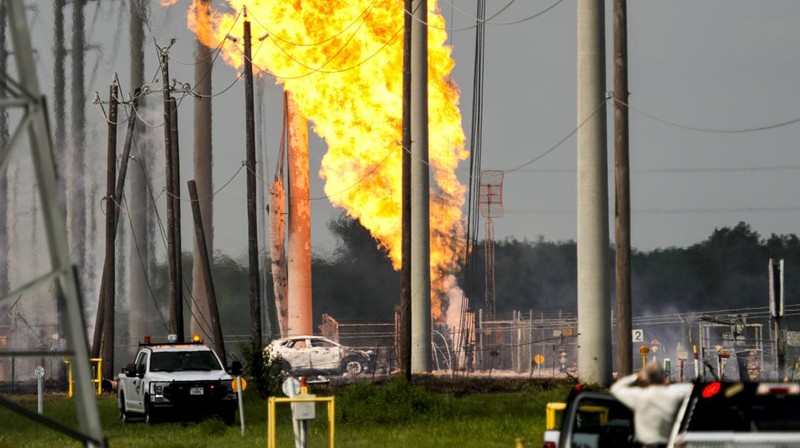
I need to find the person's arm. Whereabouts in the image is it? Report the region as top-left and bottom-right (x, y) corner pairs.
(610, 373), (642, 410)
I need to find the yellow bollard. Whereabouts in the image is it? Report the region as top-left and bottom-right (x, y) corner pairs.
(64, 358), (103, 397)
(639, 345), (650, 369)
(515, 437), (526, 448)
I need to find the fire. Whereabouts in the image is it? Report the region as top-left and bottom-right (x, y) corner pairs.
(186, 1), (467, 322)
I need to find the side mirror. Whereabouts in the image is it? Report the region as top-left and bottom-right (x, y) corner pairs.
(230, 360), (243, 376)
(124, 363), (136, 377)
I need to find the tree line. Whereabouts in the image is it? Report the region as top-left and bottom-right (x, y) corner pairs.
(151, 218), (799, 338)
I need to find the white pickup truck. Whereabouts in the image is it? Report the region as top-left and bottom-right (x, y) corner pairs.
(117, 337), (240, 425)
(545, 381), (800, 448)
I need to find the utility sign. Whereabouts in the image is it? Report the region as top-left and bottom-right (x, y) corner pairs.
(632, 329), (644, 343)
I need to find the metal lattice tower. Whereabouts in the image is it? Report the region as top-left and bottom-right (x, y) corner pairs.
(479, 170), (504, 322)
(0, 2), (105, 445)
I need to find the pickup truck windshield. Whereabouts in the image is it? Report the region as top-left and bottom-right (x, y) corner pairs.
(150, 351), (221, 372)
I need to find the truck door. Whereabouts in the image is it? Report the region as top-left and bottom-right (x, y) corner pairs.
(128, 351), (148, 412)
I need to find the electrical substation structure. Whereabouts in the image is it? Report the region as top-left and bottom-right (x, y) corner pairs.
(0, 1), (105, 445)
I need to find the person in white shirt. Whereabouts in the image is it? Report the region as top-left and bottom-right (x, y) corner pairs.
(610, 362), (688, 448)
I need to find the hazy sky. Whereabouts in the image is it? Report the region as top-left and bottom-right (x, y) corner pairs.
(19, 0), (800, 262)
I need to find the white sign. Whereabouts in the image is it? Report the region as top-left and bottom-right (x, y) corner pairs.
(632, 329), (644, 343)
(786, 331), (800, 347)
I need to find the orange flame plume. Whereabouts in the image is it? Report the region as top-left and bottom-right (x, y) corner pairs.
(186, 0), (467, 323)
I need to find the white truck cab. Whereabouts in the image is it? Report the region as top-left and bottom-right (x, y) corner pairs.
(117, 335), (240, 425)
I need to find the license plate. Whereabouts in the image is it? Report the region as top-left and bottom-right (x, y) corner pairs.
(190, 387), (204, 396)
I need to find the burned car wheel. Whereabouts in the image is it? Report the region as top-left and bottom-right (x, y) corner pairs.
(341, 356), (366, 376)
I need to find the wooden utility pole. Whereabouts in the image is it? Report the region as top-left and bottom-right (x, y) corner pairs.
(400, 0), (412, 381)
(192, 0), (214, 339)
(100, 83), (118, 379)
(613, 0), (632, 377)
(92, 89), (141, 362)
(169, 98), (184, 342)
(161, 42), (184, 342)
(188, 180), (226, 364)
(243, 9), (263, 370)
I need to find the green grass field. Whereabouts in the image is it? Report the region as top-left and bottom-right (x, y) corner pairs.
(0, 379), (573, 448)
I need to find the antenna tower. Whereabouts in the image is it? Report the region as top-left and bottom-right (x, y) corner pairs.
(479, 170), (504, 322)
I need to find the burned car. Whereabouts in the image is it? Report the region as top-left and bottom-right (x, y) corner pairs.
(264, 335), (374, 376)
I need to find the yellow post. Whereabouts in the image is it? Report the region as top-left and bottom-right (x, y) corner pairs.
(65, 358), (103, 397)
(639, 345), (650, 369)
(92, 358), (102, 395)
(268, 396), (335, 448)
(64, 359), (73, 398)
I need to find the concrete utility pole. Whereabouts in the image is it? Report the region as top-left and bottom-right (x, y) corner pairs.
(410, 0), (432, 374)
(286, 93), (313, 336)
(613, 0), (632, 377)
(269, 102), (288, 336)
(192, 0), (214, 339)
(400, 0), (412, 381)
(243, 11), (263, 366)
(577, 0), (611, 386)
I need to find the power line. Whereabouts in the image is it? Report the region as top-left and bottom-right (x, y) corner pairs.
(614, 96), (800, 134)
(507, 165), (800, 174)
(412, 0), (563, 32)
(504, 206), (800, 215)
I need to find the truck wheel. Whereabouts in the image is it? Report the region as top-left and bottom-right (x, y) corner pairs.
(222, 411), (236, 426)
(341, 356), (365, 376)
(118, 392), (132, 424)
(145, 395), (159, 425)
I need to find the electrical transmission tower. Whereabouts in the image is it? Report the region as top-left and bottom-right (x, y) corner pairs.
(0, 2), (105, 445)
(479, 170), (504, 322)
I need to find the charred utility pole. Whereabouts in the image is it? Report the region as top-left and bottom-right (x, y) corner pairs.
(53, 0), (67, 190)
(400, 0), (412, 381)
(69, 0), (87, 282)
(0, 2), (9, 300)
(243, 9), (263, 369)
(613, 0), (632, 377)
(188, 180), (226, 363)
(160, 41), (184, 342)
(128, 0), (158, 346)
(100, 83), (119, 379)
